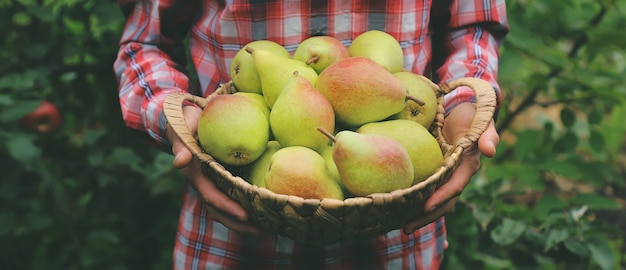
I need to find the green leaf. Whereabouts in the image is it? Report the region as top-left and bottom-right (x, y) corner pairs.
(571, 193), (620, 210)
(586, 236), (616, 270)
(564, 239), (590, 257)
(552, 131), (578, 153)
(544, 228), (570, 252)
(513, 129), (542, 161)
(534, 194), (567, 221)
(560, 107), (576, 128)
(490, 218), (527, 246)
(0, 100), (41, 123)
(588, 128), (606, 152)
(587, 107), (604, 125)
(0, 211), (17, 236)
(6, 136), (40, 164)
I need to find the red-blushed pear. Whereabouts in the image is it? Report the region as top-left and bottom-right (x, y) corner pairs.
(315, 57), (407, 127)
(293, 35), (350, 74)
(197, 94), (270, 166)
(269, 72), (335, 153)
(319, 143), (344, 190)
(390, 71), (438, 129)
(248, 47), (318, 108)
(264, 146), (345, 200)
(230, 40), (291, 94)
(317, 128), (414, 197)
(357, 119), (443, 185)
(348, 30), (404, 73)
(243, 140), (282, 188)
(233, 92), (271, 122)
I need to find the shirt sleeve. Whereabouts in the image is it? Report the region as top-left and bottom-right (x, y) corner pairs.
(433, 0), (509, 118)
(113, 0), (198, 146)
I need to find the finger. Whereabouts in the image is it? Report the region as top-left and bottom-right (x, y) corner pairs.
(423, 150), (480, 211)
(403, 197), (459, 235)
(477, 120), (499, 158)
(171, 138), (193, 169)
(205, 206), (261, 234)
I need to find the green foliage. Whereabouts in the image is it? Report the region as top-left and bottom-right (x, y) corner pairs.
(0, 0), (623, 269)
(444, 0), (625, 269)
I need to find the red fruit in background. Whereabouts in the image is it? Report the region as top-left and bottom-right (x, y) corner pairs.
(20, 100), (62, 134)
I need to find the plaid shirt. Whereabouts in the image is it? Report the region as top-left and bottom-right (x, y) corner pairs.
(114, 0), (508, 269)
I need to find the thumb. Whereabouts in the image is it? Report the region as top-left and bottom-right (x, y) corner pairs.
(167, 105), (203, 169)
(477, 120), (499, 158)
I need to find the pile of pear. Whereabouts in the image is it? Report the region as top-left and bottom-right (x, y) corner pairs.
(196, 30), (444, 201)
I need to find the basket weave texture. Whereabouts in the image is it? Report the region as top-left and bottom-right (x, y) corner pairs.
(163, 77), (496, 245)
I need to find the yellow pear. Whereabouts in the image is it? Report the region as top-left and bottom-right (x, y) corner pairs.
(348, 30), (404, 73)
(197, 94), (269, 166)
(318, 128), (414, 197)
(293, 35), (350, 74)
(249, 48), (318, 108)
(264, 146), (344, 200)
(244, 140), (282, 188)
(319, 143), (343, 190)
(269, 72), (335, 153)
(357, 119), (443, 185)
(390, 72), (438, 129)
(233, 92), (271, 122)
(229, 40), (290, 94)
(315, 57), (407, 127)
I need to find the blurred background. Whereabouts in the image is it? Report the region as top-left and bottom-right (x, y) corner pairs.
(0, 0), (624, 269)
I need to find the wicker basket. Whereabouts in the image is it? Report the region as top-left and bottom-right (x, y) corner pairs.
(163, 77), (496, 245)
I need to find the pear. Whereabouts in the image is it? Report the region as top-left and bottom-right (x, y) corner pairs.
(229, 40), (291, 94)
(319, 143), (343, 190)
(265, 146), (344, 200)
(233, 92), (271, 122)
(357, 119), (443, 185)
(197, 94), (270, 166)
(269, 72), (335, 153)
(315, 57), (407, 127)
(248, 48), (318, 108)
(348, 30), (404, 73)
(293, 35), (350, 74)
(318, 128), (414, 197)
(390, 71), (438, 129)
(244, 140), (282, 188)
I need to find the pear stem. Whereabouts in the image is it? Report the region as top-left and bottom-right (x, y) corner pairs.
(406, 94), (426, 106)
(244, 46), (255, 54)
(306, 55), (320, 65)
(317, 127), (336, 143)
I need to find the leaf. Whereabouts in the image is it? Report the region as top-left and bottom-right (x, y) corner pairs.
(490, 218), (527, 246)
(560, 107), (576, 128)
(585, 236), (616, 270)
(513, 129), (542, 161)
(534, 194), (568, 221)
(544, 228), (570, 252)
(0, 100), (41, 123)
(564, 239), (590, 257)
(552, 131), (578, 153)
(587, 107), (604, 125)
(0, 211), (17, 236)
(6, 136), (40, 164)
(588, 128), (606, 152)
(571, 193), (620, 210)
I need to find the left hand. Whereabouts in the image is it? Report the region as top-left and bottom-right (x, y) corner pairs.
(402, 102), (499, 234)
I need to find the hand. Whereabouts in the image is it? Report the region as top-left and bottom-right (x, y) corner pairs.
(403, 102), (499, 234)
(166, 105), (261, 234)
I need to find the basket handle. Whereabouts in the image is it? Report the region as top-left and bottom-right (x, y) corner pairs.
(438, 77), (497, 159)
(163, 92), (214, 163)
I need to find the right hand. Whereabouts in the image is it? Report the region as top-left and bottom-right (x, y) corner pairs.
(166, 105), (261, 234)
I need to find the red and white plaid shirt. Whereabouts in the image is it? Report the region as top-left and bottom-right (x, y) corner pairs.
(114, 0), (508, 269)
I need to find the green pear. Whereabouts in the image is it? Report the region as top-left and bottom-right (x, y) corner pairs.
(264, 146), (344, 200)
(249, 48), (318, 108)
(390, 71), (438, 129)
(318, 128), (414, 197)
(270, 72), (335, 153)
(348, 30), (404, 73)
(357, 119), (443, 185)
(293, 35), (350, 74)
(320, 143), (344, 190)
(197, 94), (270, 166)
(233, 92), (271, 122)
(230, 40), (291, 94)
(315, 57), (407, 127)
(244, 140), (282, 188)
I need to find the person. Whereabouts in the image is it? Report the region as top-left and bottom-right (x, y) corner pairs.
(113, 0), (508, 269)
